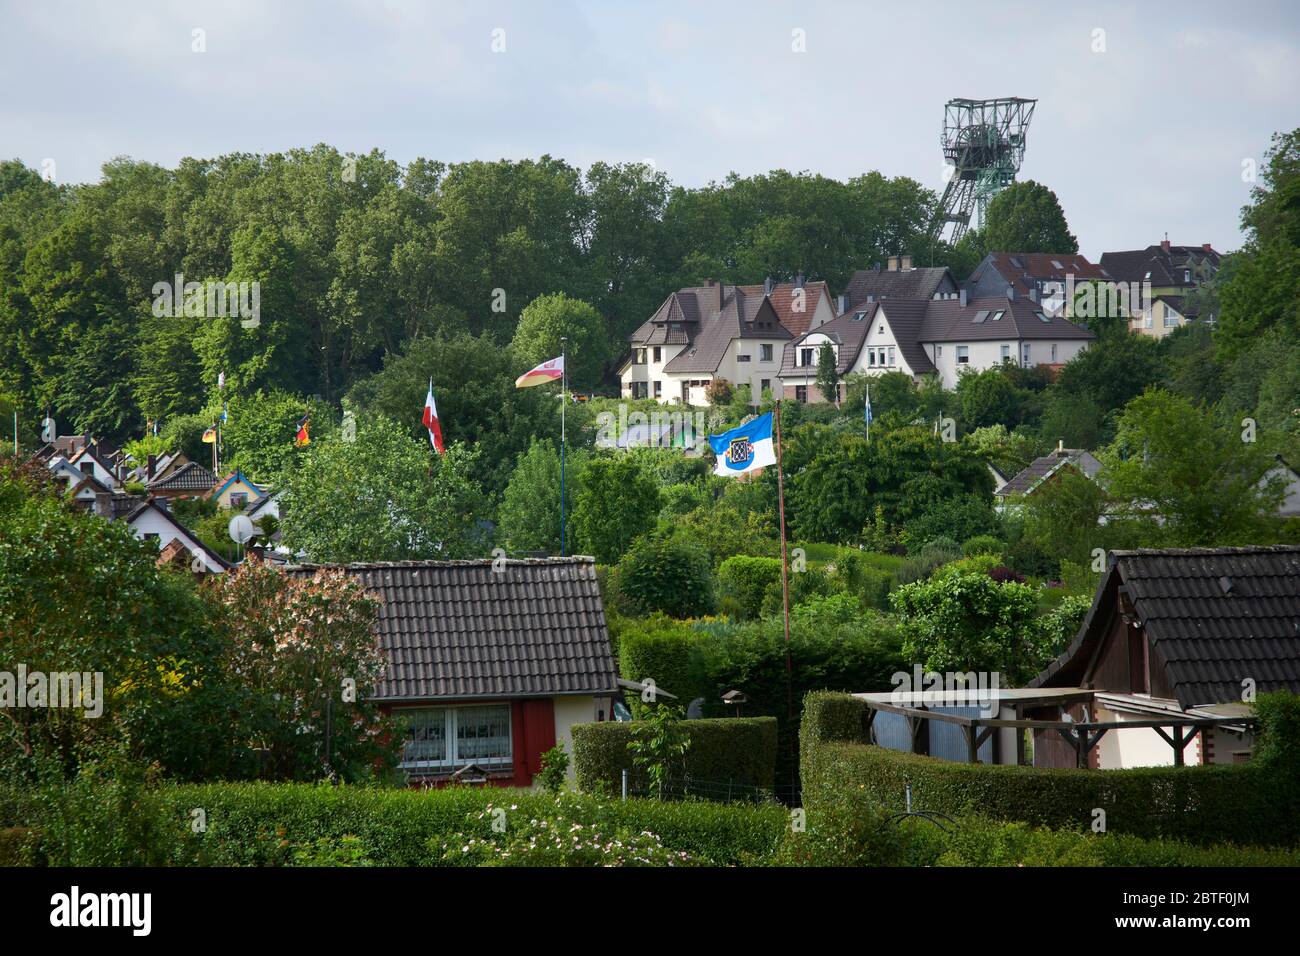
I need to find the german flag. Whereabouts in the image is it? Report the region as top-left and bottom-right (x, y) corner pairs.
(201, 424), (218, 444)
(294, 414), (311, 447)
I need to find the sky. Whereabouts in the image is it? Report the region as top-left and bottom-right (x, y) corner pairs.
(3, 0), (1298, 258)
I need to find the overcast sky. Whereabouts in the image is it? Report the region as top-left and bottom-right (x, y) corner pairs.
(3, 0), (1298, 257)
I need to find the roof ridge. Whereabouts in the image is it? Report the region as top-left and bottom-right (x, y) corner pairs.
(286, 556), (597, 570)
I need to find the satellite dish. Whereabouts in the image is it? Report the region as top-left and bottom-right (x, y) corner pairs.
(228, 514), (257, 544)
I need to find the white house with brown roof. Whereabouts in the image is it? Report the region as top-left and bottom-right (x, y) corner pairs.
(621, 280), (793, 407)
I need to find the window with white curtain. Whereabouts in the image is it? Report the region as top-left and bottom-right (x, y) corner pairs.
(400, 705), (513, 770)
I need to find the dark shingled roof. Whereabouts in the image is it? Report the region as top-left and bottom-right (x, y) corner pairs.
(844, 266), (953, 305)
(995, 448), (1101, 497)
(1031, 546), (1300, 708)
(148, 461), (216, 492)
(286, 557), (619, 702)
(779, 303), (877, 376)
(873, 299), (936, 375)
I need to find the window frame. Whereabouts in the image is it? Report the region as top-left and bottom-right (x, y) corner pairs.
(398, 704), (514, 772)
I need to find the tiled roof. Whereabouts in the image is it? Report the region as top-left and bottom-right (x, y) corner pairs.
(1100, 245), (1221, 285)
(779, 304), (877, 376)
(736, 279), (832, 337)
(660, 286), (789, 375)
(973, 252), (1109, 297)
(285, 557), (620, 702)
(1032, 546), (1300, 708)
(920, 296), (1096, 343)
(995, 448), (1100, 497)
(148, 461), (216, 492)
(843, 266), (953, 306)
(873, 299), (936, 375)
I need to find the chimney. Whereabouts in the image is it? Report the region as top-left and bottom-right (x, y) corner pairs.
(873, 262), (881, 273)
(1006, 285), (1016, 300)
(887, 256), (900, 272)
(1057, 439), (1065, 453)
(1029, 286), (1039, 303)
(763, 276), (774, 295)
(900, 255), (913, 271)
(703, 279), (722, 313)
(1161, 239), (1171, 253)
(959, 288), (968, 307)
(794, 272), (805, 289)
(1202, 243), (1212, 252)
(837, 293), (848, 314)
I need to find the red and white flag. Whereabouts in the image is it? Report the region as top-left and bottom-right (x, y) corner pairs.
(422, 378), (444, 454)
(515, 355), (564, 388)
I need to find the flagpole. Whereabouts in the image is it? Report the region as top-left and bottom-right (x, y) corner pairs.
(560, 338), (567, 557)
(774, 399), (793, 720)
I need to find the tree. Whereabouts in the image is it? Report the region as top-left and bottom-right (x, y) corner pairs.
(1018, 466), (1108, 571)
(1101, 389), (1285, 545)
(816, 342), (840, 405)
(498, 438), (579, 554)
(956, 366), (1033, 430)
(281, 415), (486, 562)
(891, 569), (1044, 683)
(616, 533), (715, 618)
(980, 181), (1078, 254)
(572, 454), (661, 565)
(203, 559), (398, 781)
(510, 292), (608, 389)
(222, 390), (336, 486)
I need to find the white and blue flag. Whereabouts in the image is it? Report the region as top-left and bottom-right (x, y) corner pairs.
(707, 412), (776, 477)
(864, 385), (873, 427)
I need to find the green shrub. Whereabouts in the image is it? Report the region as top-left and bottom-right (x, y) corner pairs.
(961, 534), (1005, 557)
(616, 533), (715, 618)
(833, 551), (894, 610)
(896, 546), (963, 584)
(572, 717), (778, 800)
(617, 616), (705, 716)
(717, 555), (783, 619)
(0, 827), (37, 866)
(799, 692), (1300, 847)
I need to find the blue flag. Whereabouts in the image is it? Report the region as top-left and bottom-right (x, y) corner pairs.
(864, 386), (873, 426)
(707, 412), (776, 476)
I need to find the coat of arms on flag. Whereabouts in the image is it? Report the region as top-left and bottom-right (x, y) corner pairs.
(707, 412), (776, 476)
(515, 356), (564, 388)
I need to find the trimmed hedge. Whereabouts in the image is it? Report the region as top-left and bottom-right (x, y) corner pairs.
(800, 691), (1300, 848)
(3, 782), (787, 867)
(717, 555), (782, 619)
(573, 717), (778, 800)
(617, 618), (705, 717)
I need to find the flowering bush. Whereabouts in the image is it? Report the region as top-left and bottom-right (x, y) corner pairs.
(430, 797), (697, 867)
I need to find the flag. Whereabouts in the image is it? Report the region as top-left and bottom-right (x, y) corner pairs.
(220, 402), (228, 423)
(295, 415), (311, 447)
(515, 356), (564, 388)
(201, 424), (217, 444)
(422, 378), (444, 454)
(864, 385), (873, 427)
(707, 412), (776, 477)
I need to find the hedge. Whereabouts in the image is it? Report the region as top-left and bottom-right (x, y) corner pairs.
(617, 618), (706, 717)
(572, 717), (778, 800)
(800, 691), (1300, 848)
(3, 781), (788, 867)
(717, 555), (782, 619)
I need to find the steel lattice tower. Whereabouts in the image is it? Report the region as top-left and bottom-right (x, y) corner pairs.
(929, 97), (1036, 246)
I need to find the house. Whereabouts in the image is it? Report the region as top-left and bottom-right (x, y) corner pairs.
(1263, 456), (1300, 519)
(1129, 294), (1199, 338)
(122, 499), (230, 573)
(287, 557), (621, 786)
(1027, 545), (1300, 768)
(124, 450), (190, 486)
(841, 257), (959, 305)
(965, 252), (1110, 317)
(620, 280), (793, 407)
(735, 275), (836, 338)
(815, 290), (1095, 394)
(778, 303), (879, 403)
(854, 545), (1298, 769)
(994, 445), (1103, 500)
(66, 443), (124, 491)
(206, 469), (268, 509)
(146, 461), (217, 500)
(1099, 241), (1221, 302)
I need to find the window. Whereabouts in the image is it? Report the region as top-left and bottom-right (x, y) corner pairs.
(635, 348), (647, 365)
(795, 385), (808, 403)
(956, 345), (969, 365)
(631, 382), (648, 399)
(653, 346), (662, 363)
(230, 492), (247, 508)
(143, 532), (159, 542)
(887, 346), (895, 366)
(990, 310), (1004, 322)
(799, 347), (815, 367)
(653, 380), (662, 398)
(1022, 343), (1031, 365)
(400, 705), (512, 771)
(760, 344), (773, 362)
(1001, 344), (1011, 362)
(1164, 308), (1179, 328)
(1051, 343), (1058, 362)
(737, 354), (751, 363)
(868, 350), (876, 367)
(760, 379), (771, 395)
